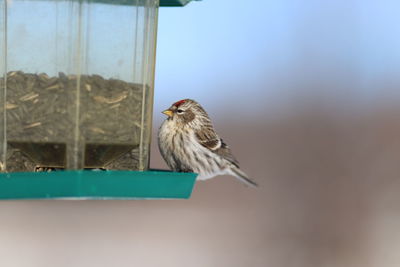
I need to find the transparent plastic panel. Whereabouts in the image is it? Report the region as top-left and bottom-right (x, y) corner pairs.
(137, 1), (158, 170)
(0, 0), (5, 171)
(3, 0), (158, 172)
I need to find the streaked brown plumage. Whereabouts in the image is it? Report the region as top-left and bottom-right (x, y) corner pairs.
(158, 99), (258, 187)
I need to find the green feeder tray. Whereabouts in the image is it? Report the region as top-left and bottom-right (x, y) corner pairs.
(0, 170), (197, 200)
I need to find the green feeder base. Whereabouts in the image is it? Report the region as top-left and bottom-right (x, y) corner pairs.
(0, 170), (197, 200)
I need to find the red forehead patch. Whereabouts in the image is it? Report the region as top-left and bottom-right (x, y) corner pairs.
(173, 99), (186, 107)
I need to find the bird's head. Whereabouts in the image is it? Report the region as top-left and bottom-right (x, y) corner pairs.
(162, 99), (209, 127)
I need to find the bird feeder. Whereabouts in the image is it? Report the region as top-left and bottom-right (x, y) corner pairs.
(0, 0), (199, 199)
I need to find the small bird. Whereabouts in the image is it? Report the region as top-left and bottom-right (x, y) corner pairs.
(158, 99), (258, 187)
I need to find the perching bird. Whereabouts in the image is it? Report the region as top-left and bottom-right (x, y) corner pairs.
(158, 99), (258, 187)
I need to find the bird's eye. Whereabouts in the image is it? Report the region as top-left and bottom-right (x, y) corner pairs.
(176, 109), (184, 114)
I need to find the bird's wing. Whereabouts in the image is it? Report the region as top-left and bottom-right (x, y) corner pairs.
(214, 139), (240, 168)
(195, 127), (240, 168)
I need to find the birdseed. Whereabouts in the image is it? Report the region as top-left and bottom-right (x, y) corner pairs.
(1, 71), (148, 172)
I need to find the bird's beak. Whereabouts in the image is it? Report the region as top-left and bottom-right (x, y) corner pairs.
(162, 109), (173, 117)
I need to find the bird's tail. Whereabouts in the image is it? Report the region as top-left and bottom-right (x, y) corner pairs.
(230, 166), (258, 188)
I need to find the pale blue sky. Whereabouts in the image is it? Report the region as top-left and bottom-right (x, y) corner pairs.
(155, 0), (400, 120)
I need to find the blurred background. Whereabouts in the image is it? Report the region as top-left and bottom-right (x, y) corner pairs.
(1, 0), (400, 266)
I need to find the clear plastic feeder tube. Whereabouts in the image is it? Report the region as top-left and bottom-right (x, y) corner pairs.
(0, 0), (158, 172)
